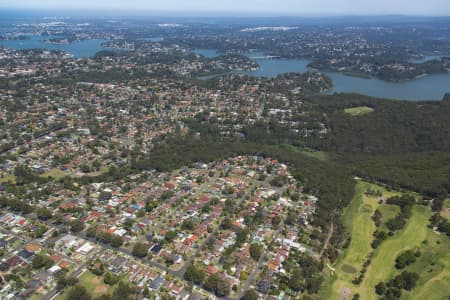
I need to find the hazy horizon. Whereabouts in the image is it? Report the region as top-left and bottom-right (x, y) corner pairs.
(1, 0), (450, 17)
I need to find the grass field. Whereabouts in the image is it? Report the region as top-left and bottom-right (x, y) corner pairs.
(85, 166), (109, 177)
(344, 106), (375, 116)
(321, 180), (450, 300)
(279, 144), (329, 161)
(55, 270), (113, 300)
(41, 166), (109, 180)
(41, 168), (72, 179)
(377, 203), (400, 230)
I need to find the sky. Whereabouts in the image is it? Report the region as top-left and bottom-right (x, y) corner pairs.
(1, 0), (450, 16)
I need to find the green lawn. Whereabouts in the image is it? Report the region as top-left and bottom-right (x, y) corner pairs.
(324, 197), (449, 300)
(42, 166), (110, 180)
(322, 181), (387, 300)
(0, 174), (16, 184)
(41, 168), (72, 179)
(403, 228), (450, 300)
(340, 183), (377, 269)
(28, 294), (42, 300)
(378, 204), (400, 220)
(361, 205), (431, 299)
(377, 203), (400, 229)
(344, 106), (375, 116)
(55, 270), (113, 300)
(85, 166), (109, 177)
(321, 181), (412, 299)
(279, 144), (329, 161)
(410, 253), (450, 300)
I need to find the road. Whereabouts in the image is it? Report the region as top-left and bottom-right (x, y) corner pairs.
(239, 223), (284, 298)
(238, 184), (288, 298)
(144, 172), (220, 242)
(179, 178), (261, 278)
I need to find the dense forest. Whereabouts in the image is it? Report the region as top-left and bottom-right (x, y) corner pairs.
(303, 93), (450, 153)
(335, 152), (450, 197)
(298, 93), (450, 196)
(238, 92), (450, 196)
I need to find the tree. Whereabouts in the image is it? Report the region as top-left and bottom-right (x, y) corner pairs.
(242, 289), (258, 300)
(96, 231), (112, 244)
(32, 254), (50, 269)
(111, 281), (135, 300)
(54, 213), (66, 225)
(86, 225), (98, 238)
(57, 276), (79, 290)
(288, 267), (303, 291)
(204, 273), (230, 297)
(306, 275), (323, 294)
(221, 217), (232, 230)
(56, 276), (67, 290)
(132, 242), (148, 258)
(286, 211), (297, 225)
(110, 235), (124, 248)
(375, 282), (386, 295)
(291, 192), (300, 201)
(99, 191), (112, 201)
(181, 219), (197, 231)
(270, 175), (287, 187)
(395, 249), (418, 269)
(397, 271), (419, 291)
(104, 272), (119, 285)
(91, 262), (105, 276)
(161, 190), (174, 200)
(66, 285), (92, 300)
(95, 295), (112, 300)
(271, 215), (282, 227)
(236, 228), (249, 246)
(249, 243), (264, 261)
(92, 160), (102, 171)
(223, 199), (234, 213)
(37, 207), (53, 220)
(184, 264), (205, 284)
(372, 209), (382, 227)
(70, 219), (85, 233)
(80, 164), (91, 173)
(122, 218), (134, 230)
(385, 271), (419, 293)
(145, 200), (157, 212)
(165, 231), (177, 242)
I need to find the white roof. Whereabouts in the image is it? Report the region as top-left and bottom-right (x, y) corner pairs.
(48, 265), (62, 273)
(76, 243), (94, 254)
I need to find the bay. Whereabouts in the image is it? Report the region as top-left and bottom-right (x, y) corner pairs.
(0, 35), (106, 58)
(195, 49), (450, 101)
